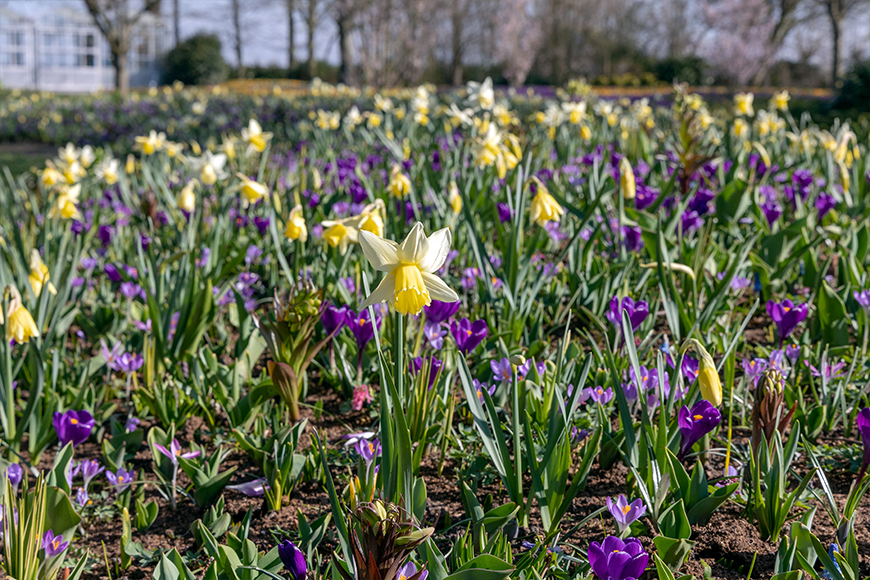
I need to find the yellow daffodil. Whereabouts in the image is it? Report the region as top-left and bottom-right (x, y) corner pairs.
(359, 222), (459, 316)
(681, 338), (722, 406)
(620, 157), (636, 200)
(352, 200), (386, 236)
(49, 184), (82, 220)
(734, 92), (754, 117)
(322, 221), (357, 255)
(177, 179), (198, 213)
(4, 285), (39, 343)
(236, 173), (268, 203)
(284, 204), (307, 242)
(241, 119), (272, 155)
(467, 77), (494, 110)
(448, 181), (462, 214)
(772, 90), (790, 111)
(529, 178), (564, 226)
(58, 143), (79, 165)
(388, 166), (411, 198)
(320, 201), (384, 255)
(189, 151), (227, 186)
(164, 142), (184, 158)
(134, 130), (165, 155)
(125, 154), (136, 174)
(40, 163), (62, 188)
(80, 145), (95, 168)
(28, 250), (56, 298)
(561, 101), (587, 124)
(95, 158), (120, 185)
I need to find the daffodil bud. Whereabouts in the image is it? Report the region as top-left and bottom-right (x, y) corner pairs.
(681, 339), (722, 407)
(619, 157), (635, 200)
(510, 354), (526, 366)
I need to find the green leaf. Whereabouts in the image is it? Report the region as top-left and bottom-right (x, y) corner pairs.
(442, 554), (515, 580)
(653, 536), (696, 571)
(715, 178), (750, 223)
(658, 499), (691, 540)
(815, 281), (850, 347)
(154, 553), (181, 580)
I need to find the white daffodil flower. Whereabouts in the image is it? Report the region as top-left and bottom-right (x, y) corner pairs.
(359, 222), (459, 316)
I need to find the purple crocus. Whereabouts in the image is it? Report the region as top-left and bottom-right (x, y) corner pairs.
(120, 282), (142, 301)
(105, 467), (135, 491)
(606, 296), (648, 332)
(124, 417), (141, 433)
(857, 408), (870, 481)
(766, 299), (808, 342)
(75, 488), (89, 507)
(497, 202), (513, 223)
(678, 400), (722, 460)
(154, 439), (201, 466)
(606, 495), (646, 534)
(227, 478), (269, 497)
(322, 303), (349, 335)
(355, 437), (381, 464)
(100, 339), (124, 371)
(41, 529), (69, 557)
(816, 192), (837, 219)
(277, 540), (307, 580)
(587, 536), (648, 580)
(80, 459), (105, 490)
(806, 358), (847, 381)
(348, 308), (380, 351)
(491, 358), (512, 382)
(117, 352), (143, 374)
(474, 379), (496, 403)
(423, 324), (447, 350)
(7, 464), (23, 492)
(854, 290), (870, 311)
(587, 386), (614, 405)
(742, 357), (768, 387)
(423, 300), (461, 325)
(451, 318), (488, 355)
(52, 410), (95, 448)
(785, 343), (801, 365)
(760, 198), (782, 226)
(397, 562), (428, 580)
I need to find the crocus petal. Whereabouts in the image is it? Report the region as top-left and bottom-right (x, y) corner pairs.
(416, 227), (452, 273)
(360, 271), (397, 310)
(358, 231), (399, 272)
(422, 272), (459, 303)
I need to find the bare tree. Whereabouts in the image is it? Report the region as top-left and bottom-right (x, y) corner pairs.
(497, 0), (541, 85)
(231, 0), (245, 78)
(83, 0), (162, 94)
(300, 0), (320, 77)
(817, 0), (866, 85)
(287, 0), (296, 68)
(173, 0), (180, 45)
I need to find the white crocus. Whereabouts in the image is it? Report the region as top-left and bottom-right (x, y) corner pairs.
(359, 222), (459, 316)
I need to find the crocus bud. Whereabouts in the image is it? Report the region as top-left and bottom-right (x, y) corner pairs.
(619, 157), (636, 200)
(680, 339), (722, 406)
(277, 540), (307, 580)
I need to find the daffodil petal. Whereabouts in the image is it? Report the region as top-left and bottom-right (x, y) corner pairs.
(359, 231), (399, 272)
(421, 272), (459, 303)
(416, 227), (452, 273)
(360, 271), (397, 310)
(397, 222), (426, 264)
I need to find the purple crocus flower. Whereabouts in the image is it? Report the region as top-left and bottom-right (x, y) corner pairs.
(41, 529), (69, 557)
(53, 410), (95, 448)
(253, 216), (270, 236)
(497, 202), (513, 223)
(154, 439), (201, 466)
(278, 540), (307, 580)
(857, 408), (870, 481)
(571, 426), (589, 446)
(7, 464), (23, 492)
(451, 318), (488, 354)
(621, 226), (644, 253)
(806, 358), (847, 381)
(474, 379), (496, 403)
(101, 338), (124, 371)
(124, 417), (141, 433)
(245, 244), (263, 266)
(491, 358), (512, 382)
(423, 323), (447, 350)
(816, 192), (837, 219)
(410, 356), (443, 389)
(587, 386), (614, 405)
(105, 467), (135, 491)
(355, 437), (381, 464)
(742, 357), (768, 387)
(854, 290), (870, 311)
(681, 210), (704, 233)
(424, 300), (461, 324)
(75, 488), (89, 507)
(682, 356), (699, 383)
(117, 352), (143, 374)
(227, 478), (269, 497)
(105, 263), (123, 282)
(760, 198), (782, 226)
(322, 303), (349, 335)
(348, 308), (380, 350)
(785, 343), (801, 365)
(517, 359), (546, 381)
(766, 299), (808, 342)
(397, 562), (428, 580)
(80, 459), (105, 490)
(588, 536), (648, 580)
(606, 495), (646, 534)
(606, 297), (648, 332)
(678, 400), (722, 460)
(120, 282), (142, 300)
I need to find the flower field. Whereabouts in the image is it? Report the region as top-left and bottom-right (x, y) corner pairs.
(1, 79), (870, 580)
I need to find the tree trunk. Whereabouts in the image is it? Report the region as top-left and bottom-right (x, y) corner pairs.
(829, 6), (841, 87)
(232, 0), (245, 78)
(287, 0), (295, 68)
(451, 0), (463, 86)
(337, 7), (354, 85)
(307, 0), (317, 79)
(114, 51), (130, 95)
(173, 0), (180, 45)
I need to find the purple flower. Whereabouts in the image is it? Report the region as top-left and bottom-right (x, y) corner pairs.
(120, 282), (142, 300)
(80, 459), (105, 489)
(124, 417), (140, 433)
(854, 290), (870, 311)
(101, 338), (124, 371)
(7, 464), (23, 491)
(678, 400), (722, 460)
(806, 358), (847, 381)
(227, 478), (269, 497)
(355, 437), (381, 464)
(254, 216), (271, 236)
(606, 296), (649, 332)
(497, 202), (513, 223)
(348, 308), (380, 351)
(621, 226), (644, 253)
(742, 357), (768, 387)
(517, 359), (546, 381)
(766, 299), (808, 342)
(245, 244), (262, 266)
(41, 529), (69, 557)
(474, 379), (496, 403)
(451, 318), (488, 355)
(424, 300), (460, 324)
(75, 488), (89, 507)
(397, 562), (428, 580)
(587, 386), (614, 405)
(423, 323), (447, 350)
(760, 198), (782, 226)
(491, 358), (512, 382)
(53, 410), (95, 448)
(409, 356), (443, 389)
(588, 536), (648, 580)
(682, 356), (699, 383)
(105, 263), (122, 282)
(606, 495), (646, 534)
(154, 439), (201, 466)
(105, 467), (135, 491)
(681, 210), (704, 233)
(816, 192), (837, 219)
(322, 303), (349, 335)
(117, 352), (143, 374)
(785, 343), (801, 365)
(857, 408), (870, 476)
(278, 540), (307, 580)
(196, 247), (210, 268)
(571, 426), (589, 446)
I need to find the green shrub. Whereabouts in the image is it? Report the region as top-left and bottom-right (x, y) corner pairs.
(162, 34), (229, 86)
(653, 56), (708, 86)
(836, 59), (870, 111)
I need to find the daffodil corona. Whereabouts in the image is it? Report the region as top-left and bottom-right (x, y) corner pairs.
(29, 250), (56, 298)
(359, 222), (459, 316)
(285, 205), (307, 242)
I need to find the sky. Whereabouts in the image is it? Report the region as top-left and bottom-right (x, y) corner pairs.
(0, 0), (340, 67)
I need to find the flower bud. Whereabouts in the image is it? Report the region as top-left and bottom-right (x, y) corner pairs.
(619, 157), (635, 200)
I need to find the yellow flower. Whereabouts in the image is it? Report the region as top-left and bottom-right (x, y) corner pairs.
(95, 158), (120, 185)
(49, 184), (82, 220)
(681, 339), (722, 406)
(134, 130), (165, 155)
(236, 173), (268, 203)
(772, 90), (790, 111)
(28, 250), (56, 298)
(620, 157), (636, 200)
(359, 222), (459, 316)
(448, 181), (462, 215)
(322, 222), (357, 255)
(241, 119), (272, 155)
(734, 92), (754, 117)
(41, 164), (62, 188)
(320, 200), (385, 255)
(388, 166), (411, 198)
(177, 179), (198, 213)
(284, 204), (307, 242)
(125, 155), (136, 175)
(580, 125), (592, 140)
(529, 178), (564, 226)
(189, 152), (227, 186)
(4, 286), (39, 343)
